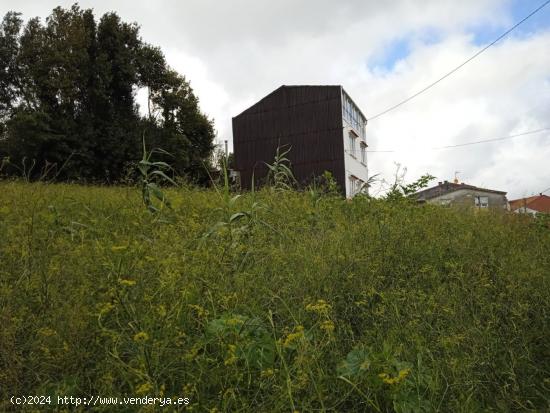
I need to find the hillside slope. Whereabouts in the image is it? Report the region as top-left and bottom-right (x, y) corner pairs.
(1, 182), (549, 412)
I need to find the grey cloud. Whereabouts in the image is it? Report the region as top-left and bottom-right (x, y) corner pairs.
(8, 0), (549, 197)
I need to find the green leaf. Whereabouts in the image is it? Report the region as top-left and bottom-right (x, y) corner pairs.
(150, 170), (177, 185)
(206, 314), (249, 337)
(206, 314), (276, 370)
(150, 161), (172, 169)
(147, 182), (165, 202)
(337, 346), (370, 378)
(150, 147), (174, 157)
(229, 212), (247, 223)
(238, 333), (276, 369)
(228, 194), (242, 207)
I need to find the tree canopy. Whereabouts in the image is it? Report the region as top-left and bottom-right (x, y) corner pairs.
(0, 5), (215, 183)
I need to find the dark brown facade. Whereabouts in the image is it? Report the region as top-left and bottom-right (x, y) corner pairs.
(232, 85), (346, 190)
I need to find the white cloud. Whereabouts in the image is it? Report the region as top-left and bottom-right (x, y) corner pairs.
(10, 0), (550, 198)
(363, 30), (550, 198)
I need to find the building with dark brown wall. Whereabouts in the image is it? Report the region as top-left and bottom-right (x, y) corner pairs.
(232, 85), (369, 197)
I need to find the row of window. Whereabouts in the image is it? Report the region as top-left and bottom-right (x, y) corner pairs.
(439, 196), (489, 208)
(348, 133), (367, 164)
(342, 94), (365, 137)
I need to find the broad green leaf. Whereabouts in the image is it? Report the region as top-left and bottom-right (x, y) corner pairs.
(337, 346), (370, 378)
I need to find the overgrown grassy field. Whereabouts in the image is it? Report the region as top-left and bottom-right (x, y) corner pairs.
(1, 181), (549, 412)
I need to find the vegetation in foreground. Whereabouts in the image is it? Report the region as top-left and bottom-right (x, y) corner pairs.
(1, 181), (549, 412)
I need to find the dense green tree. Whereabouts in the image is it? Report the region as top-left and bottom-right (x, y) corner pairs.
(0, 12), (23, 134)
(0, 4), (215, 182)
(148, 69), (214, 183)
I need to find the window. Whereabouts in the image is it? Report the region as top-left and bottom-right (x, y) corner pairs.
(475, 196), (489, 208)
(360, 143), (366, 164)
(348, 132), (356, 157)
(349, 175), (364, 196)
(348, 175), (356, 196)
(343, 94), (366, 138)
(343, 96), (353, 122)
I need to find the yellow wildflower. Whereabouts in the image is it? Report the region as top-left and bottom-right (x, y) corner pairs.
(183, 383), (194, 395)
(135, 382), (153, 395)
(320, 320), (335, 333)
(221, 293), (237, 307)
(224, 344), (238, 366)
(225, 317), (244, 326)
(99, 302), (114, 315)
(189, 304), (208, 318)
(398, 368), (411, 379)
(294, 370), (309, 389)
(283, 326), (305, 348)
(378, 368), (411, 385)
(133, 331), (149, 343)
(305, 299), (332, 314)
(261, 368), (275, 378)
(157, 305), (167, 317)
(184, 343), (201, 361)
(38, 327), (57, 337)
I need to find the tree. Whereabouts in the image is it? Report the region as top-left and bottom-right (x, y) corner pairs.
(147, 69), (215, 183)
(0, 12), (23, 136)
(0, 5), (215, 183)
(384, 164), (435, 201)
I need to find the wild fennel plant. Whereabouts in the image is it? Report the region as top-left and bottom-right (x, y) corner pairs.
(137, 135), (176, 213)
(203, 158), (265, 249)
(265, 145), (296, 190)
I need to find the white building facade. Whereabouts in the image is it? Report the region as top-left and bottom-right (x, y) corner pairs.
(341, 89), (369, 198)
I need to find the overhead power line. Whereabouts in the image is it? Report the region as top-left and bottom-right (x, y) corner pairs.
(367, 0), (550, 122)
(433, 127), (550, 149)
(367, 127), (550, 153)
(541, 186), (550, 194)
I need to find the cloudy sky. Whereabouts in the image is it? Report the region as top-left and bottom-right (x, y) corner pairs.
(8, 0), (550, 198)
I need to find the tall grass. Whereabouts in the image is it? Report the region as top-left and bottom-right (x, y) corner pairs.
(0, 181), (549, 412)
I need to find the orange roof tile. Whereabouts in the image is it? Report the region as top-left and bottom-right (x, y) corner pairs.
(509, 194), (550, 213)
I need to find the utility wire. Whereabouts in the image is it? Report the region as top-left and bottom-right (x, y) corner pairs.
(433, 127), (550, 149)
(367, 0), (550, 121)
(541, 186), (550, 194)
(367, 127), (550, 153)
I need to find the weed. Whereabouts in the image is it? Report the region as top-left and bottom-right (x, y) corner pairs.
(1, 181), (549, 411)
(265, 144), (296, 190)
(137, 134), (176, 213)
